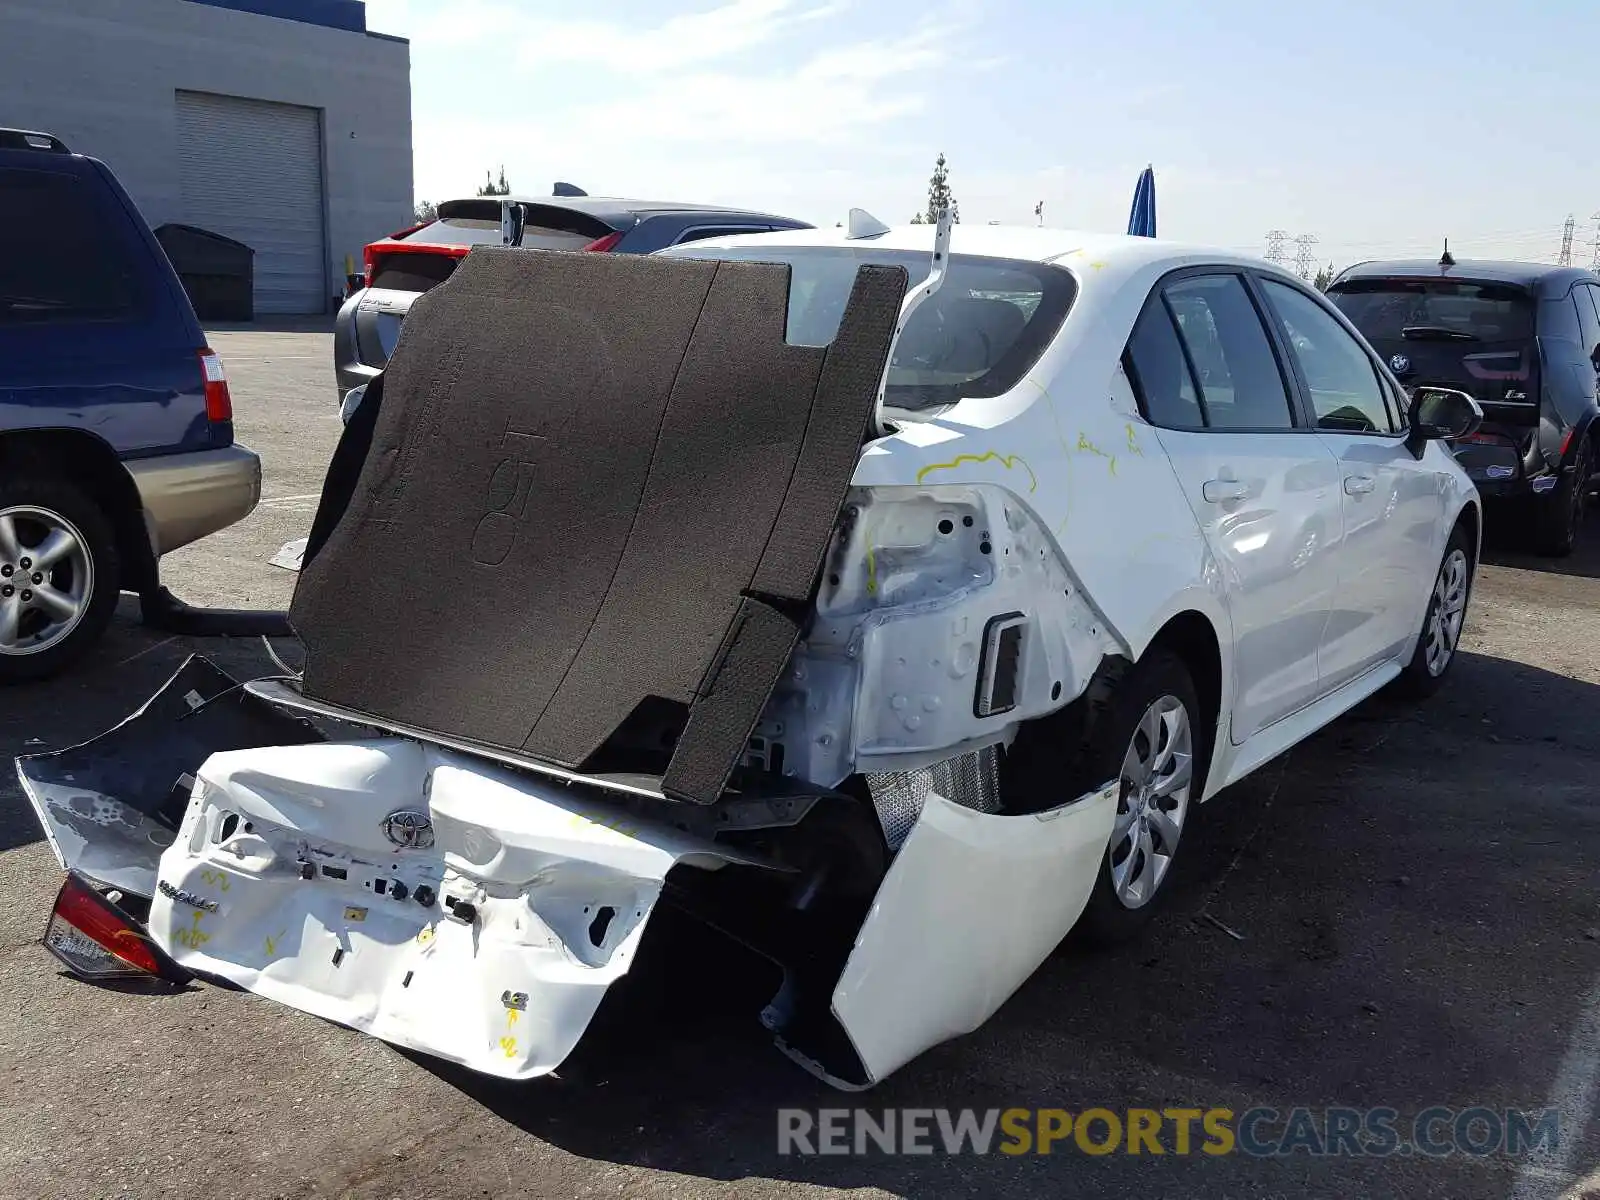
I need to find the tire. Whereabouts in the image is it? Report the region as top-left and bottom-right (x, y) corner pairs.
(1392, 523), (1473, 700)
(1068, 650), (1206, 947)
(0, 474), (121, 683)
(1532, 436), (1591, 557)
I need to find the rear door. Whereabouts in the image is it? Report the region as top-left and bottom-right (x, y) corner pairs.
(1127, 270), (1344, 742)
(0, 157), (211, 456)
(1256, 276), (1441, 688)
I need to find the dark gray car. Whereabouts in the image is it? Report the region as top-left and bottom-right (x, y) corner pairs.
(333, 193), (812, 406)
(1328, 257), (1600, 555)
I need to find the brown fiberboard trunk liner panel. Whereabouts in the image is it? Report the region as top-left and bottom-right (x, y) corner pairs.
(291, 247), (906, 803)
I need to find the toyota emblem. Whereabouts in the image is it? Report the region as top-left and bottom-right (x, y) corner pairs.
(382, 809), (435, 850)
(1389, 353), (1411, 375)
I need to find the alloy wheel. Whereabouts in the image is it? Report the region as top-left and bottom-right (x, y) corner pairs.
(0, 505), (94, 657)
(1110, 694), (1194, 909)
(1423, 547), (1470, 677)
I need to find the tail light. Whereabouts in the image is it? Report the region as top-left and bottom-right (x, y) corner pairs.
(363, 240), (471, 287)
(581, 231), (625, 253)
(43, 873), (187, 985)
(199, 349), (232, 423)
(1558, 429), (1575, 460)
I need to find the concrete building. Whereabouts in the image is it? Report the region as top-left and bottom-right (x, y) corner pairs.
(0, 0), (412, 313)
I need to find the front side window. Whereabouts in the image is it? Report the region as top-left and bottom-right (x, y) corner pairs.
(1163, 274), (1297, 430)
(658, 243), (1077, 413)
(1261, 279), (1396, 433)
(0, 167), (140, 323)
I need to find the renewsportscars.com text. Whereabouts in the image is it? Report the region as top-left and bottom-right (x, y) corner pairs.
(777, 1106), (1560, 1158)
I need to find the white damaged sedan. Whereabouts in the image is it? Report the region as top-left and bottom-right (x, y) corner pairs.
(20, 212), (1483, 1091)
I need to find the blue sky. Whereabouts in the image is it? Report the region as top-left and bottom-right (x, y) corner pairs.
(362, 0), (1600, 270)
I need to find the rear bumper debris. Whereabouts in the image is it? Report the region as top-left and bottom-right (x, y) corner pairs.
(19, 655), (1117, 1089)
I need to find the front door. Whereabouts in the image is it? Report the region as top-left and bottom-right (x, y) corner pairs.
(1255, 277), (1441, 690)
(1125, 272), (1345, 743)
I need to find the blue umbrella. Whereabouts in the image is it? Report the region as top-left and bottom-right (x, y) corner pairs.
(1127, 164), (1156, 238)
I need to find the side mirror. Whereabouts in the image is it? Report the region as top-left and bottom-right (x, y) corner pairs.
(1405, 385), (1483, 460)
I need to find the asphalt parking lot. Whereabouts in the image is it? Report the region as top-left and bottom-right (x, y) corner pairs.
(1, 326), (1598, 1200)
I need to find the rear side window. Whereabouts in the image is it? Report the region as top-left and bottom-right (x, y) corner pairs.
(1163, 275), (1297, 430)
(1125, 294), (1204, 428)
(0, 166), (141, 323)
(1572, 285), (1600, 356)
(674, 225), (774, 247)
(657, 244), (1076, 412)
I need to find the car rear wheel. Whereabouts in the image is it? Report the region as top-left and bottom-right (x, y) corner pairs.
(1071, 650), (1204, 946)
(0, 475), (120, 683)
(1532, 436), (1591, 557)
(1392, 524), (1473, 699)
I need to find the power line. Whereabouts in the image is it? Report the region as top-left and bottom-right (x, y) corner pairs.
(1558, 213), (1575, 266)
(1264, 229), (1289, 265)
(1293, 233), (1320, 279)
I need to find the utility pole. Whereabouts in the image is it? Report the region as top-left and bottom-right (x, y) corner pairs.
(1558, 213), (1575, 266)
(1265, 230), (1289, 265)
(1293, 233), (1320, 279)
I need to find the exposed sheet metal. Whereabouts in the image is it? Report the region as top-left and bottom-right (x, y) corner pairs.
(149, 738), (780, 1080)
(16, 656), (323, 897)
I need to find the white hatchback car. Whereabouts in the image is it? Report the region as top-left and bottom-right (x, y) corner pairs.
(22, 217), (1484, 1092)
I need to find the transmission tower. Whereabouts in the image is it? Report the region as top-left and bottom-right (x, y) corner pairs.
(1590, 212), (1600, 268)
(1293, 233), (1319, 279)
(1558, 213), (1575, 265)
(1264, 230), (1290, 264)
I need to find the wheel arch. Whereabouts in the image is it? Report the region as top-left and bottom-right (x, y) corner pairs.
(0, 429), (155, 593)
(1142, 609), (1224, 799)
(1454, 496), (1482, 561)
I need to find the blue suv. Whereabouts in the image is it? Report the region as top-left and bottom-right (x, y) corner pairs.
(0, 129), (261, 680)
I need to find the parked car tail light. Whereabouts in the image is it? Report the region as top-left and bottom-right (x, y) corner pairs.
(199, 349), (232, 423)
(363, 240), (471, 287)
(581, 231), (625, 253)
(43, 873), (185, 984)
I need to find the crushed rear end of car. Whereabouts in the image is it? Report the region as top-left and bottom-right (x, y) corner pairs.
(20, 236), (1122, 1090)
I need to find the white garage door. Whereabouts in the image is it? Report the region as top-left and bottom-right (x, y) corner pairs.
(176, 91), (327, 315)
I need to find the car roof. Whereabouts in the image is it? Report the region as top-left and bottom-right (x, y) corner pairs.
(659, 221), (1289, 277)
(1332, 258), (1600, 297)
(436, 195), (809, 228)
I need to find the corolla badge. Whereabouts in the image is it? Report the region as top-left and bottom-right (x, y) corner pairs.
(1389, 354), (1411, 375)
(158, 879), (218, 912)
(382, 809), (435, 850)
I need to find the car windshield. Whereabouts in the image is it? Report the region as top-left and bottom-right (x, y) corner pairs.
(657, 243), (1077, 412)
(1327, 279), (1535, 343)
